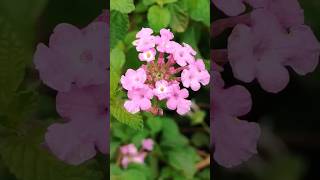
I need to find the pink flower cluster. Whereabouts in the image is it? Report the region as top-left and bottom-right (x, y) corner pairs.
(212, 0), (320, 167)
(120, 138), (154, 168)
(33, 11), (109, 165)
(121, 28), (210, 115)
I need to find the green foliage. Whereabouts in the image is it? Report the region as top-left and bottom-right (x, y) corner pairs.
(188, 0), (210, 27)
(110, 11), (129, 49)
(168, 3), (189, 32)
(110, 100), (144, 130)
(0, 131), (102, 180)
(0, 17), (28, 107)
(111, 117), (204, 179)
(110, 0), (135, 14)
(147, 5), (171, 32)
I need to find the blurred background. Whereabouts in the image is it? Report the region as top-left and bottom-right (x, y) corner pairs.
(213, 1), (320, 180)
(0, 0), (107, 179)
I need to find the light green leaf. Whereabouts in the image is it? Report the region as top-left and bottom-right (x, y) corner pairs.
(156, 0), (178, 6)
(160, 118), (188, 148)
(168, 3), (189, 32)
(146, 116), (163, 136)
(111, 48), (125, 74)
(110, 11), (129, 49)
(189, 0), (210, 27)
(167, 148), (198, 178)
(110, 100), (143, 130)
(110, 0), (135, 14)
(147, 5), (171, 32)
(143, 0), (156, 6)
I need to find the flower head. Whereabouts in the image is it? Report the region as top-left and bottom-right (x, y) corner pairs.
(123, 28), (210, 115)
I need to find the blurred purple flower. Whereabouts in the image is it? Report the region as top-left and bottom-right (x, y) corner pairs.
(35, 10), (109, 165)
(34, 21), (108, 92)
(228, 9), (320, 93)
(45, 84), (108, 165)
(212, 65), (260, 168)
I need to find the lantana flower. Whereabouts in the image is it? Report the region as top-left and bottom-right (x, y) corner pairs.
(212, 65), (260, 168)
(121, 28), (210, 115)
(34, 21), (108, 92)
(120, 139), (154, 168)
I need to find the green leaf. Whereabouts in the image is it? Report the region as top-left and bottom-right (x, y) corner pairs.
(168, 3), (189, 32)
(167, 148), (198, 178)
(111, 48), (125, 74)
(0, 91), (37, 128)
(110, 11), (129, 49)
(189, 0), (210, 27)
(191, 132), (209, 147)
(0, 135), (102, 180)
(0, 17), (28, 107)
(189, 110), (206, 125)
(110, 69), (120, 98)
(143, 0), (156, 6)
(110, 0), (135, 14)
(110, 100), (143, 130)
(160, 118), (188, 148)
(182, 26), (202, 58)
(156, 0), (178, 6)
(147, 5), (171, 32)
(146, 116), (163, 136)
(121, 169), (147, 180)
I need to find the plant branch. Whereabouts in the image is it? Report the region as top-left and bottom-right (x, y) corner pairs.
(196, 155), (210, 171)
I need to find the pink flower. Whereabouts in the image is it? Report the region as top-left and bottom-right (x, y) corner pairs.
(228, 9), (320, 93)
(138, 48), (156, 62)
(122, 28), (209, 115)
(160, 28), (174, 40)
(134, 28), (156, 52)
(142, 138), (154, 151)
(120, 144), (138, 155)
(212, 66), (260, 168)
(153, 80), (171, 100)
(120, 68), (147, 91)
(136, 27), (153, 38)
(228, 9), (293, 93)
(166, 84), (191, 115)
(265, 0), (304, 28)
(121, 152), (147, 168)
(34, 22), (108, 92)
(181, 59), (210, 91)
(124, 85), (153, 113)
(284, 25), (320, 75)
(173, 43), (196, 66)
(45, 84), (108, 165)
(119, 143), (148, 168)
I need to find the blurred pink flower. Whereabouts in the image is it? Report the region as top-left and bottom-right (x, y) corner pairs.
(34, 22), (108, 92)
(166, 84), (191, 115)
(228, 9), (320, 93)
(142, 138), (154, 151)
(284, 25), (320, 75)
(212, 65), (260, 168)
(45, 84), (108, 165)
(265, 0), (304, 28)
(120, 144), (138, 155)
